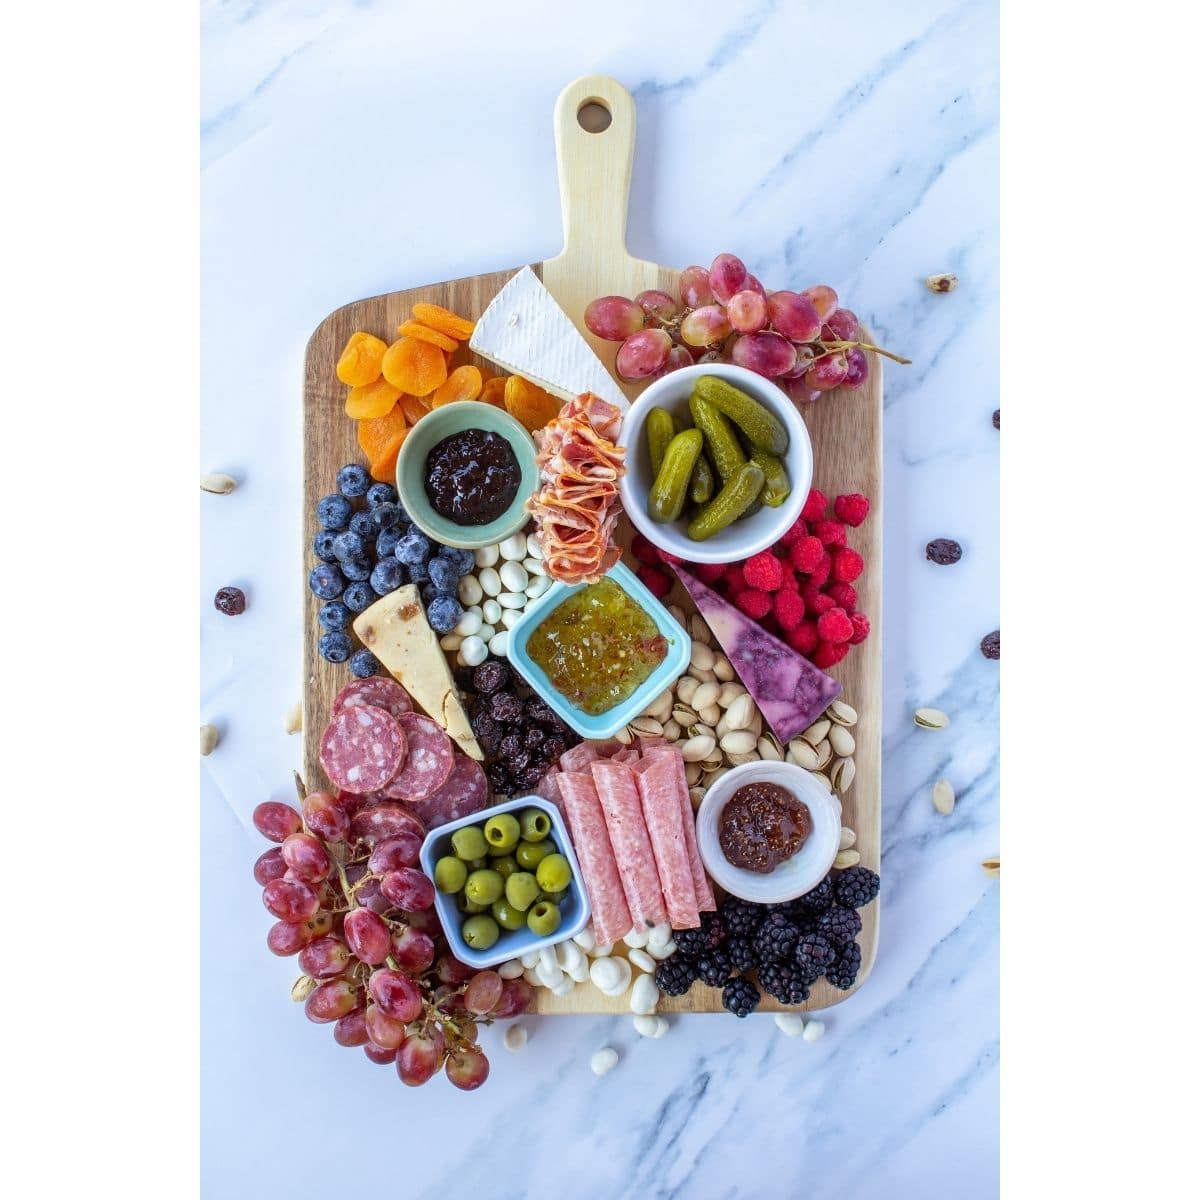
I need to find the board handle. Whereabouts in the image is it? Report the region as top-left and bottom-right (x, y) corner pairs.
(550, 75), (637, 275)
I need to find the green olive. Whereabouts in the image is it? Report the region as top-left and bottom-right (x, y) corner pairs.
(491, 897), (527, 931)
(515, 840), (552, 870)
(484, 813), (520, 852)
(450, 826), (487, 861)
(535, 852), (572, 894)
(490, 854), (518, 880)
(464, 868), (504, 906)
(457, 893), (488, 914)
(519, 808), (552, 842)
(461, 914), (500, 950)
(526, 901), (561, 937)
(505, 870), (541, 912)
(465, 858), (488, 871)
(433, 856), (468, 894)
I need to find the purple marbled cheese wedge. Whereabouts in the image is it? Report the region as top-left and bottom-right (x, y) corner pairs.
(673, 567), (842, 745)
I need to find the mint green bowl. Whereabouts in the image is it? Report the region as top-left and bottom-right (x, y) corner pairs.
(396, 401), (538, 550)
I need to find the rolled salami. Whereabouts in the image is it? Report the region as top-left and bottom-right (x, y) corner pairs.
(558, 770), (631, 947)
(590, 759), (667, 930)
(640, 745), (715, 912)
(634, 751), (700, 930)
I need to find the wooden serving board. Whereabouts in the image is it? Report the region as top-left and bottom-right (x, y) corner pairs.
(303, 76), (881, 1013)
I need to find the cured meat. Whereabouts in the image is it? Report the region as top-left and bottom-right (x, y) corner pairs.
(387, 713), (455, 802)
(348, 802), (426, 848)
(557, 742), (600, 774)
(558, 770), (632, 947)
(590, 759), (667, 930)
(634, 751), (700, 930)
(641, 745), (715, 912)
(533, 771), (566, 831)
(331, 676), (413, 721)
(408, 752), (490, 830)
(319, 705), (407, 795)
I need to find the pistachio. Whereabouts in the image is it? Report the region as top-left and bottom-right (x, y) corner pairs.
(667, 604), (687, 627)
(724, 694), (755, 731)
(812, 739), (833, 770)
(199, 724), (219, 756)
(291, 976), (316, 1002)
(756, 736), (783, 761)
(697, 703), (721, 727)
(801, 718), (831, 747)
(200, 472), (237, 494)
(834, 848), (861, 869)
(839, 826), (857, 850)
(727, 751), (759, 766)
(688, 723), (715, 741)
(641, 689), (673, 721)
(675, 677), (699, 706)
(828, 725), (856, 757)
(684, 760), (702, 786)
(713, 653), (734, 681)
(914, 707), (950, 730)
(629, 716), (664, 737)
(932, 779), (955, 814)
(691, 667), (718, 684)
(662, 719), (681, 741)
(981, 855), (1000, 877)
(715, 714), (731, 739)
(691, 681), (720, 712)
(702, 765), (729, 785)
(285, 702), (303, 735)
(719, 730), (757, 755)
(717, 682), (747, 708)
(827, 699), (858, 727)
(747, 710), (762, 736)
(615, 726), (635, 745)
(807, 771), (833, 792)
(688, 613), (712, 645)
(786, 740), (820, 770)
(688, 786), (706, 809)
(830, 757), (856, 793)
(680, 734), (716, 762)
(672, 705), (698, 727)
(689, 642), (716, 673)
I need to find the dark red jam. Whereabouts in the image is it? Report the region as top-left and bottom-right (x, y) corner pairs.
(718, 782), (812, 874)
(424, 428), (520, 525)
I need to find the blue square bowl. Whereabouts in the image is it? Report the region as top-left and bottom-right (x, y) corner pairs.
(506, 560), (692, 739)
(418, 795), (591, 970)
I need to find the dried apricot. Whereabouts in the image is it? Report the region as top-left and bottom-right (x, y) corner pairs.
(345, 377), (401, 419)
(381, 337), (447, 397)
(397, 320), (458, 354)
(504, 375), (562, 432)
(410, 303), (475, 341)
(430, 365), (484, 408)
(401, 394), (431, 425)
(336, 331), (388, 387)
(480, 375), (508, 407)
(357, 405), (408, 480)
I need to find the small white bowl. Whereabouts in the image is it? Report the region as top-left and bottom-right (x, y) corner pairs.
(696, 761), (841, 904)
(617, 363), (813, 564)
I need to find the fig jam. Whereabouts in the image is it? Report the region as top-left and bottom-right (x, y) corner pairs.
(424, 428), (520, 526)
(718, 782), (811, 874)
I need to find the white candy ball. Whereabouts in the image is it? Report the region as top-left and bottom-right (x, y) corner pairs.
(498, 532), (526, 561)
(590, 1047), (618, 1077)
(457, 575), (483, 606)
(455, 610), (482, 637)
(497, 591), (525, 610)
(499, 609), (523, 631)
(460, 635), (488, 666)
(526, 574), (552, 599)
(774, 1013), (806, 1038)
(488, 631), (509, 658)
(498, 959), (525, 980)
(523, 556), (547, 577)
(499, 561), (529, 591)
(503, 1024), (528, 1051)
(478, 566), (502, 597)
(482, 599), (502, 624)
(474, 544), (499, 568)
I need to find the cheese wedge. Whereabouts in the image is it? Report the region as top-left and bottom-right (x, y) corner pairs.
(353, 585), (483, 761)
(469, 265), (627, 411)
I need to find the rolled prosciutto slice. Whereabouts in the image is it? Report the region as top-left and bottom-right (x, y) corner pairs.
(558, 770), (632, 947)
(634, 750), (700, 930)
(591, 759), (667, 930)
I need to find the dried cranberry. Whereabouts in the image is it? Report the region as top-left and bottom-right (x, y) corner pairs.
(925, 538), (962, 565)
(490, 692), (523, 723)
(980, 630), (1000, 660)
(214, 586), (246, 615)
(525, 727), (546, 750)
(473, 660), (510, 695)
(992, 408), (1000, 430)
(542, 735), (567, 762)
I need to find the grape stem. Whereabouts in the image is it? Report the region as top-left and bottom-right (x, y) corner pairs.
(818, 339), (911, 365)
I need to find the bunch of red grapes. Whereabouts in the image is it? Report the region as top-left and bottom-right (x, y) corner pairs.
(252, 784), (531, 1091)
(584, 251), (907, 401)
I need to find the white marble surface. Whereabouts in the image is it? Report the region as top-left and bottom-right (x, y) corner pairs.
(201, 1), (999, 1195)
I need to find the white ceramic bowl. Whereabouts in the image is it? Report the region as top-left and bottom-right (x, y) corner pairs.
(696, 761), (841, 904)
(617, 363), (813, 564)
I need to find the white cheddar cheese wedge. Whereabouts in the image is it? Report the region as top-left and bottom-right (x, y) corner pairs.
(469, 265), (627, 411)
(353, 585), (483, 761)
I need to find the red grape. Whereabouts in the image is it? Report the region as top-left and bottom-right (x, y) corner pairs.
(301, 791), (349, 842)
(780, 344), (817, 380)
(730, 331), (798, 378)
(304, 978), (359, 1023)
(349, 804), (425, 849)
(333, 1008), (369, 1047)
(804, 352), (849, 391)
(253, 801), (302, 843)
(344, 908), (392, 965)
(397, 1027), (446, 1086)
(253, 847), (287, 886)
(266, 920), (310, 956)
(679, 304), (731, 348)
(662, 344), (694, 374)
(363, 1003), (407, 1049)
(491, 977), (535, 1019)
(281, 833), (331, 884)
(709, 252), (748, 304)
(824, 307), (859, 341)
(435, 954), (476, 986)
(784, 376), (822, 404)
(678, 265), (714, 308)
(726, 289), (768, 333)
(363, 1042), (397, 1065)
(369, 968), (423, 1022)
(403, 907), (441, 937)
(368, 832), (422, 875)
(445, 1046), (490, 1091)
(745, 273), (766, 297)
(380, 868), (434, 912)
(298, 936), (352, 979)
(463, 970), (503, 1016)
(615, 328), (672, 379)
(354, 876), (391, 916)
(842, 347), (869, 388)
(766, 291), (822, 342)
(584, 295), (645, 341)
(800, 284), (839, 321)
(391, 926), (436, 974)
(263, 878), (319, 923)
(635, 288), (679, 324)
(305, 910), (334, 940)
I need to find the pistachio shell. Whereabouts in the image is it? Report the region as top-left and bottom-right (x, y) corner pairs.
(932, 779), (955, 814)
(719, 729), (757, 755)
(813, 739), (833, 770)
(801, 718), (831, 747)
(834, 848), (861, 869)
(727, 751), (759, 766)
(629, 716), (664, 737)
(285, 702), (303, 735)
(200, 472), (237, 494)
(828, 725), (856, 757)
(691, 667), (718, 684)
(981, 856), (1001, 877)
(756, 736), (783, 761)
(688, 786), (706, 809)
(688, 613), (712, 645)
(672, 705), (698, 728)
(680, 734), (716, 762)
(786, 740), (820, 770)
(684, 760), (703, 786)
(713, 654), (734, 681)
(688, 723), (715, 741)
(830, 757), (856, 793)
(715, 715), (730, 739)
(839, 826), (857, 850)
(662, 719), (681, 741)
(667, 604), (687, 627)
(724, 694), (755, 731)
(697, 704), (721, 727)
(689, 643), (716, 672)
(691, 681), (721, 712)
(914, 707), (950, 730)
(199, 724), (219, 756)
(615, 726), (635, 745)
(291, 976), (317, 1002)
(717, 682), (747, 708)
(807, 770), (833, 792)
(827, 699), (858, 727)
(675, 677), (699, 706)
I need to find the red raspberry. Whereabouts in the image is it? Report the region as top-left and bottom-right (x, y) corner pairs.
(800, 488), (828, 522)
(779, 517), (809, 548)
(659, 549), (683, 565)
(808, 552), (833, 588)
(849, 612), (871, 644)
(637, 565), (671, 598)
(694, 562), (727, 585)
(834, 493), (871, 526)
(789, 536), (824, 575)
(774, 587), (805, 631)
(734, 588), (771, 620)
(812, 519), (847, 548)
(743, 551), (785, 592)
(810, 592), (835, 615)
(724, 565), (747, 595)
(631, 533), (662, 565)
(825, 581), (858, 611)
(813, 640), (850, 669)
(786, 622), (820, 656)
(817, 607), (854, 644)
(831, 547), (864, 583)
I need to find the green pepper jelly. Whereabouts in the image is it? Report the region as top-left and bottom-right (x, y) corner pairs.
(526, 578), (667, 716)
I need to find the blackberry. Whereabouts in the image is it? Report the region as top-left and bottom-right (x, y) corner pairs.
(752, 911), (799, 964)
(725, 936), (756, 972)
(672, 926), (709, 960)
(817, 906), (862, 946)
(655, 956), (696, 997)
(718, 896), (764, 940)
(348, 649), (379, 678)
(336, 463), (370, 498)
(794, 933), (839, 983)
(795, 875), (835, 919)
(694, 949), (732, 988)
(316, 494), (352, 530)
(758, 960), (795, 1003)
(785, 976), (811, 1006)
(834, 867), (880, 910)
(699, 910), (727, 948)
(826, 940), (862, 990)
(721, 976), (760, 1018)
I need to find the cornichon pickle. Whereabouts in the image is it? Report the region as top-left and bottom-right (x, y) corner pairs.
(750, 449), (790, 507)
(689, 392), (747, 484)
(645, 407), (676, 477)
(687, 461), (766, 541)
(649, 429), (704, 523)
(689, 450), (715, 503)
(693, 375), (789, 456)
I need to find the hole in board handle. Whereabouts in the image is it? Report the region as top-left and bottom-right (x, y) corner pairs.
(577, 100), (612, 134)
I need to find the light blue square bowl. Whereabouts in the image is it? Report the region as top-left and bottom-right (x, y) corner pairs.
(506, 560), (692, 739)
(418, 795), (591, 970)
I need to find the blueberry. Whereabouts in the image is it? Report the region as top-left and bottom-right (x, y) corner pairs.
(341, 555), (373, 582)
(376, 525), (405, 557)
(365, 482), (398, 509)
(316, 494), (353, 530)
(343, 581), (378, 613)
(440, 546), (476, 577)
(427, 553), (459, 594)
(337, 464), (370, 498)
(332, 530), (365, 562)
(427, 595), (464, 634)
(349, 511), (376, 540)
(407, 559), (430, 584)
(371, 502), (401, 531)
(349, 648), (380, 678)
(394, 527), (432, 567)
(312, 530), (339, 562)
(370, 558), (405, 594)
(309, 563), (345, 600)
(318, 631), (353, 663)
(318, 600), (352, 631)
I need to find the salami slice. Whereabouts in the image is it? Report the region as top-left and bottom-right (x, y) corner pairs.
(386, 713), (454, 802)
(640, 746), (715, 912)
(590, 759), (667, 931)
(558, 770), (632, 947)
(409, 752), (491, 829)
(349, 802), (426, 848)
(558, 742), (600, 774)
(332, 677), (413, 721)
(320, 705), (407, 794)
(635, 751), (700, 930)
